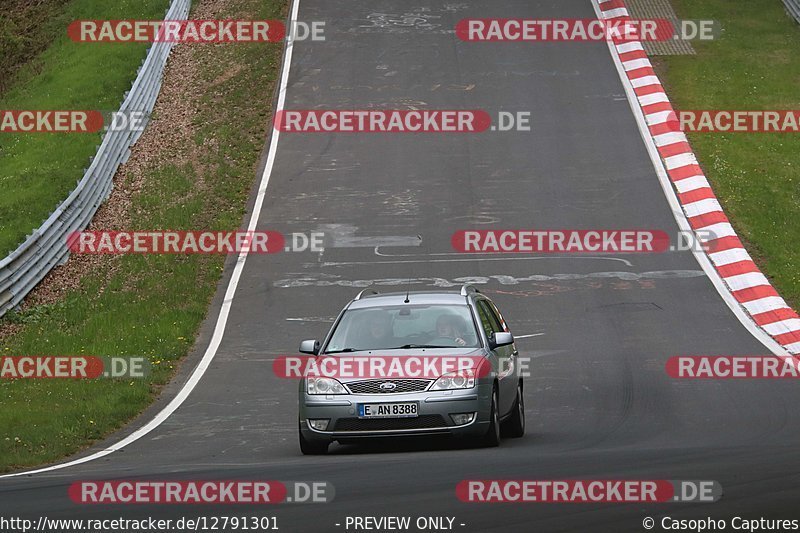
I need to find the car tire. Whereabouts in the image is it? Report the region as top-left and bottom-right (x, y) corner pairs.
(501, 382), (525, 438)
(480, 386), (501, 447)
(299, 430), (329, 455)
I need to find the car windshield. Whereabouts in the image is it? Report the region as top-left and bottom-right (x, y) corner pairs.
(324, 304), (480, 353)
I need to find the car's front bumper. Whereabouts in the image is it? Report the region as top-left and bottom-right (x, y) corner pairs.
(299, 383), (492, 443)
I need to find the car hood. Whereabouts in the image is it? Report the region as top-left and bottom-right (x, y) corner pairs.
(320, 347), (485, 358)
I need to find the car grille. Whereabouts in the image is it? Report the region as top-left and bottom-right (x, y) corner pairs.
(345, 379), (432, 394)
(333, 415), (447, 432)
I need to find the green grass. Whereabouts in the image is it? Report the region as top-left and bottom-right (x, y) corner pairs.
(0, 0), (171, 257)
(659, 0), (800, 309)
(0, 0), (285, 471)
(1, 0), (72, 96)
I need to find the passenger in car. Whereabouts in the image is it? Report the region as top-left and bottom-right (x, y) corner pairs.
(360, 312), (395, 349)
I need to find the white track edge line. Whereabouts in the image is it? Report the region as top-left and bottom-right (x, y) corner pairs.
(0, 0), (301, 479)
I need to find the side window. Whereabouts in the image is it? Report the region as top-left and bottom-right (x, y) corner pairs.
(477, 301), (502, 334)
(486, 301), (509, 332)
(475, 303), (495, 339)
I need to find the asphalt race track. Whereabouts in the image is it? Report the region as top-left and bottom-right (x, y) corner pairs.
(2, 1), (799, 532)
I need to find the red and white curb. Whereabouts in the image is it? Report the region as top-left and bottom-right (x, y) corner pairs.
(596, 0), (800, 355)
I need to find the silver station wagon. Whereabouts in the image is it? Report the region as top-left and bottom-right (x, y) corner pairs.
(297, 285), (525, 454)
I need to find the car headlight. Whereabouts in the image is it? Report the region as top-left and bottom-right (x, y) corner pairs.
(307, 377), (348, 395)
(431, 369), (475, 390)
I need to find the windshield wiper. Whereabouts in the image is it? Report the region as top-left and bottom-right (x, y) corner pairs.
(325, 345), (450, 353)
(392, 344), (450, 349)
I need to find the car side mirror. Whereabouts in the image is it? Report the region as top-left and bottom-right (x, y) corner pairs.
(299, 339), (320, 355)
(490, 332), (514, 349)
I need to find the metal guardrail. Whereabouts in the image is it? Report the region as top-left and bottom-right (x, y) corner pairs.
(0, 0), (190, 318)
(784, 0), (800, 23)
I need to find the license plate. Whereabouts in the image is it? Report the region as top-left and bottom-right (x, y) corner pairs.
(358, 402), (419, 419)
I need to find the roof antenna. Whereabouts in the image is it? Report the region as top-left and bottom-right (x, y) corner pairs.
(404, 234), (422, 304)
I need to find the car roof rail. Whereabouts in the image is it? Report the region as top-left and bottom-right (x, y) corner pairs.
(354, 289), (379, 301)
(460, 284), (481, 297)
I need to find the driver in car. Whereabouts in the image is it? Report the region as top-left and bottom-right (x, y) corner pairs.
(434, 314), (468, 346)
